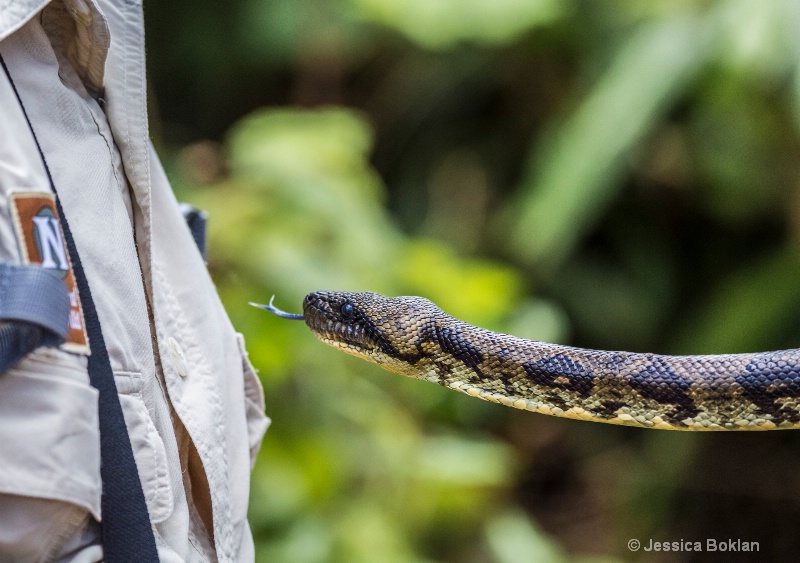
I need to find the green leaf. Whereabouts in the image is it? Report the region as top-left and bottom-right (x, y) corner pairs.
(350, 0), (565, 50)
(505, 18), (712, 271)
(670, 247), (800, 354)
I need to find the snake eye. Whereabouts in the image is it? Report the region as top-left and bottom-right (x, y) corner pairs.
(340, 302), (354, 318)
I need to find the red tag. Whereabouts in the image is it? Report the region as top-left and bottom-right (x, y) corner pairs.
(10, 191), (90, 354)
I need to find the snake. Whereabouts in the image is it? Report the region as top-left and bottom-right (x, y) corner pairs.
(252, 291), (800, 431)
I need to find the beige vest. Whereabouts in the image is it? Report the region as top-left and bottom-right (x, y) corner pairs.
(0, 1), (269, 560)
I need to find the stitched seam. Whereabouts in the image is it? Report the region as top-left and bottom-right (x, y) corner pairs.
(0, 0), (52, 42)
(155, 265), (233, 557)
(115, 371), (172, 518)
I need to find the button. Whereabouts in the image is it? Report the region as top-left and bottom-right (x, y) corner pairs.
(168, 337), (189, 378)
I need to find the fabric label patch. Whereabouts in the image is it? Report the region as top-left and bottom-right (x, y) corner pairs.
(10, 191), (90, 354)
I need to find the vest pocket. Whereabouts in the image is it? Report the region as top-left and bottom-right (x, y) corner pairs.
(0, 348), (100, 518)
(114, 370), (174, 523)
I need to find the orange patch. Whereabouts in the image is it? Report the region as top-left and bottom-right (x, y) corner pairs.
(10, 191), (90, 354)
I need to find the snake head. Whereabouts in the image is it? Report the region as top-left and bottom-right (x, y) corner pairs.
(302, 291), (439, 373)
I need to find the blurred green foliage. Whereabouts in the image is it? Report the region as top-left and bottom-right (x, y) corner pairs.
(148, 0), (800, 561)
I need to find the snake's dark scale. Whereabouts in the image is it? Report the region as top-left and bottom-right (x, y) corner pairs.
(255, 291), (800, 430)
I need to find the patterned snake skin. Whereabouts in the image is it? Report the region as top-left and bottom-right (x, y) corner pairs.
(264, 291), (800, 430)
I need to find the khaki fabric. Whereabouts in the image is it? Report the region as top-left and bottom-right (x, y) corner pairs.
(0, 0), (270, 561)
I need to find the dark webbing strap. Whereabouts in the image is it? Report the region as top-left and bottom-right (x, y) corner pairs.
(1, 55), (160, 561)
(0, 263), (70, 372)
(179, 202), (208, 261)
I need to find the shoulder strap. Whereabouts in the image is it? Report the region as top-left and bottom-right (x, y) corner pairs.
(0, 262), (70, 372)
(0, 55), (160, 562)
(179, 202), (208, 260)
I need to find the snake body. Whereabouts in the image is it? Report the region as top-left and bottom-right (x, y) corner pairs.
(264, 291), (800, 431)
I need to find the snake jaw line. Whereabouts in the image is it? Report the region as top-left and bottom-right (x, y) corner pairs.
(260, 290), (800, 431)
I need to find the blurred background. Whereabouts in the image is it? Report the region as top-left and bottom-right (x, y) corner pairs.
(143, 1), (800, 561)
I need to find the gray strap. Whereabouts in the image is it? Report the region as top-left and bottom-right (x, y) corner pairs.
(0, 263), (69, 373)
(0, 263), (70, 339)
